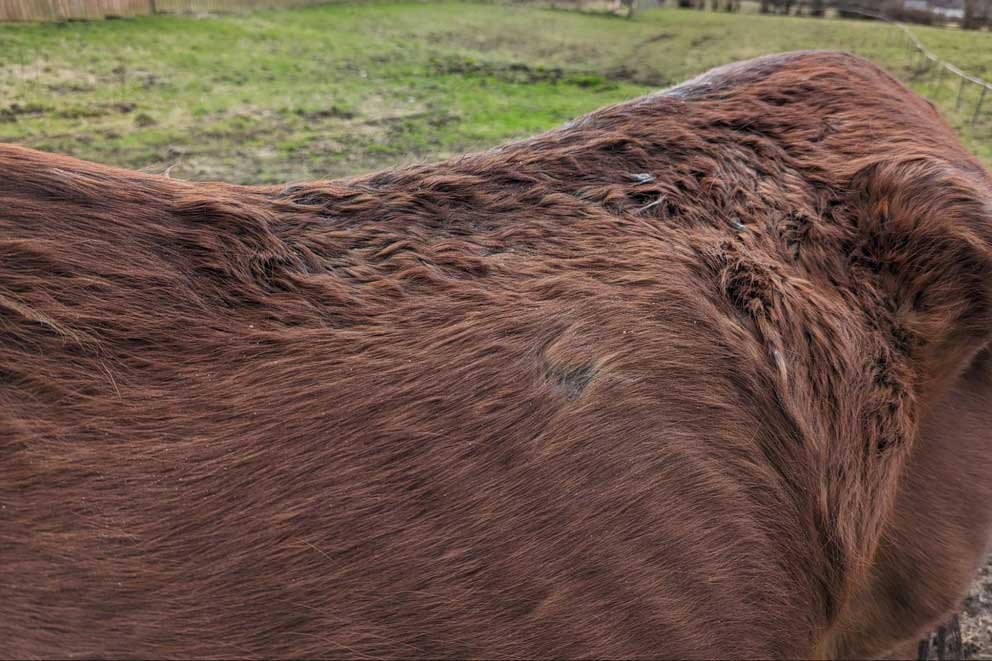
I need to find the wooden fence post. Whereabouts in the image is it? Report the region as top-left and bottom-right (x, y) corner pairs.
(973, 85), (988, 125)
(932, 61), (944, 92)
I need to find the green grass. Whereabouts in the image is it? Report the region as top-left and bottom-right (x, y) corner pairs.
(0, 1), (990, 183)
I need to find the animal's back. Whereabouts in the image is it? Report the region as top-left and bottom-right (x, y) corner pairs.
(2, 51), (991, 659)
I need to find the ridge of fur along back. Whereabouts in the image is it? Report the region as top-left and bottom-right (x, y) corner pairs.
(2, 50), (992, 659)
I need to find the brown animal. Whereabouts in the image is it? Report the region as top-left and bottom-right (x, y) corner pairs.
(2, 50), (991, 659)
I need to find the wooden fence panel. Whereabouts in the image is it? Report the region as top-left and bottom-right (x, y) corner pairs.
(0, 0), (55, 20)
(0, 0), (326, 20)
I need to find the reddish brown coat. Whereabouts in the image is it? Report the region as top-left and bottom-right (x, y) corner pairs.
(1, 51), (991, 659)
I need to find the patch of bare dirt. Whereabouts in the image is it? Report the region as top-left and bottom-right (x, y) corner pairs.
(963, 555), (992, 659)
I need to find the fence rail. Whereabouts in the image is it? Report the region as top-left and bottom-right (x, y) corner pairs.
(894, 17), (992, 124)
(0, 0), (333, 20)
(840, 8), (991, 125)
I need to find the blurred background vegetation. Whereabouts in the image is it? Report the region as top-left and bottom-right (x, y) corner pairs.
(0, 0), (989, 184)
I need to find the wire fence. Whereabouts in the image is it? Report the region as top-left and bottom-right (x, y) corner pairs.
(845, 9), (991, 126)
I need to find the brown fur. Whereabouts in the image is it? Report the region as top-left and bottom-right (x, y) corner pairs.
(2, 51), (991, 659)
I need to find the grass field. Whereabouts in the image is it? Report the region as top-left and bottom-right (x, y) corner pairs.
(0, 1), (990, 183)
(2, 4), (992, 656)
